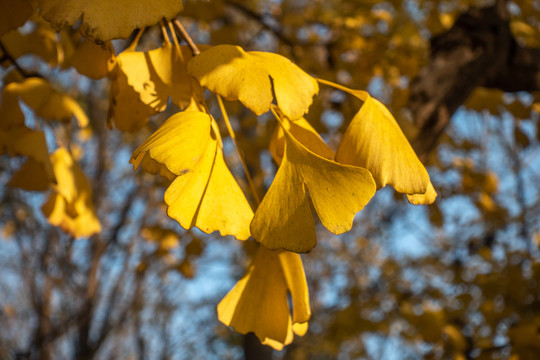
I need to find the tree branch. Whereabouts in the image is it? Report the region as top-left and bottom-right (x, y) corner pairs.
(408, 3), (540, 158)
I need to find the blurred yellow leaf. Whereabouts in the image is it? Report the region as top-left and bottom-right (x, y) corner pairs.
(0, 0), (33, 36)
(1, 25), (60, 65)
(465, 87), (504, 115)
(41, 147), (101, 237)
(70, 39), (115, 79)
(8, 157), (50, 191)
(141, 226), (179, 250)
(251, 115), (376, 253)
(37, 0), (183, 40)
(218, 246), (310, 350)
(0, 126), (55, 183)
(0, 85), (25, 129)
(506, 99), (530, 120)
(4, 78), (88, 127)
(188, 45), (318, 120)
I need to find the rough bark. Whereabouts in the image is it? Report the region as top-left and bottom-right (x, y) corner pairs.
(409, 1), (540, 158)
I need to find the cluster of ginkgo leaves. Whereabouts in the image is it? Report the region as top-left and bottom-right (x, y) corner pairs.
(0, 0), (436, 350)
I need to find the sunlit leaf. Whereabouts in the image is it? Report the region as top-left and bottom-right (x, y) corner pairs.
(108, 65), (157, 132)
(218, 246), (310, 350)
(187, 45), (318, 119)
(131, 111), (210, 178)
(132, 111), (253, 240)
(335, 90), (434, 203)
(251, 117), (376, 253)
(118, 44), (204, 113)
(37, 0), (183, 41)
(269, 116), (334, 165)
(41, 147), (101, 237)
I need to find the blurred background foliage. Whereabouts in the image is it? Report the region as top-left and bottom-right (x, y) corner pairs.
(1, 0), (540, 359)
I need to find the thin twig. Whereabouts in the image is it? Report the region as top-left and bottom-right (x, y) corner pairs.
(224, 0), (294, 48)
(172, 19), (200, 56)
(217, 95), (261, 205)
(0, 40), (41, 78)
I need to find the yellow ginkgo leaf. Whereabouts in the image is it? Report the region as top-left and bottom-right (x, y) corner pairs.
(335, 89), (434, 202)
(218, 246), (310, 350)
(108, 67), (157, 132)
(269, 116), (334, 165)
(70, 39), (115, 79)
(187, 45), (318, 120)
(37, 0), (183, 41)
(251, 120), (376, 253)
(8, 158), (50, 191)
(0, 126), (55, 183)
(41, 147), (101, 237)
(0, 86), (25, 129)
(1, 25), (60, 65)
(165, 134), (253, 240)
(0, 0), (33, 37)
(406, 181), (437, 205)
(131, 111), (211, 178)
(132, 111), (253, 240)
(118, 44), (204, 112)
(5, 78), (88, 127)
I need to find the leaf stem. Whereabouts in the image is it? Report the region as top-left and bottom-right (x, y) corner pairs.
(127, 28), (144, 52)
(166, 20), (184, 61)
(160, 20), (171, 45)
(217, 94), (261, 205)
(316, 78), (368, 101)
(173, 19), (200, 56)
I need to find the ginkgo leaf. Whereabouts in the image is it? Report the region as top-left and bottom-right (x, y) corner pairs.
(108, 67), (157, 132)
(187, 45), (318, 120)
(332, 84), (435, 203)
(70, 39), (115, 79)
(41, 148), (101, 237)
(37, 0), (183, 41)
(131, 111), (210, 178)
(0, 126), (55, 183)
(406, 182), (437, 205)
(164, 134), (253, 240)
(251, 120), (376, 253)
(218, 246), (310, 350)
(1, 25), (60, 65)
(4, 78), (88, 127)
(269, 116), (334, 165)
(132, 111), (253, 240)
(8, 158), (50, 191)
(0, 86), (25, 129)
(0, 0), (33, 37)
(117, 44), (204, 112)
